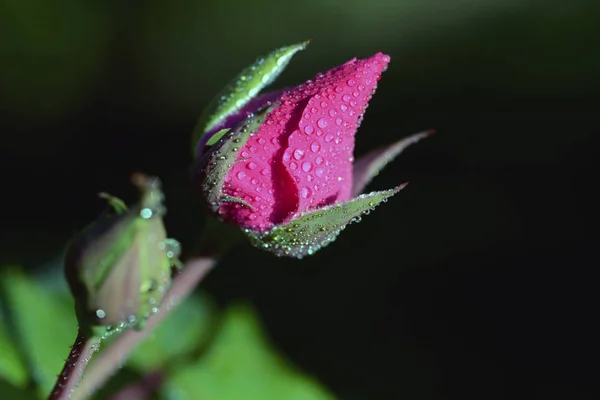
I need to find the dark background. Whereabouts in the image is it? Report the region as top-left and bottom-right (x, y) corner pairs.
(1, 0), (599, 398)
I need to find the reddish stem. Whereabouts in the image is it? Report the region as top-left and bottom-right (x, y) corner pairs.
(48, 331), (100, 400)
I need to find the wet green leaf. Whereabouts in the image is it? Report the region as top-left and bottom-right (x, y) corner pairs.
(191, 40), (310, 152)
(0, 267), (77, 398)
(162, 303), (335, 400)
(246, 186), (405, 258)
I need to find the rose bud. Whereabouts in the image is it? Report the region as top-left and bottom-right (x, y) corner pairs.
(193, 42), (431, 258)
(65, 174), (181, 335)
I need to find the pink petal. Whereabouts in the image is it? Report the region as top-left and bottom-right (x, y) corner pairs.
(220, 53), (390, 231)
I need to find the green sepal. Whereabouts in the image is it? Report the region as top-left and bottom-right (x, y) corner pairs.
(191, 40), (310, 153)
(205, 128), (230, 147)
(200, 103), (277, 213)
(245, 185), (406, 258)
(351, 130), (433, 196)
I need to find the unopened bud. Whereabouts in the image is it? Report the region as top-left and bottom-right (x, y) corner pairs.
(65, 174), (181, 335)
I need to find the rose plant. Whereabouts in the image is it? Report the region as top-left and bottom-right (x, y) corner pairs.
(19, 40), (433, 400)
(193, 41), (431, 257)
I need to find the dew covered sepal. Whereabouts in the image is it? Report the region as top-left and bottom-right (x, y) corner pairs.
(245, 185), (406, 258)
(64, 174), (181, 337)
(192, 40), (311, 156)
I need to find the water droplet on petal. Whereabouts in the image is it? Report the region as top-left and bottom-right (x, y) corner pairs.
(301, 186), (312, 199)
(293, 149), (304, 160)
(236, 171), (247, 180)
(317, 118), (328, 129)
(325, 134), (334, 143)
(304, 125), (314, 135)
(347, 79), (356, 86)
(247, 161), (257, 170)
(315, 156), (324, 165)
(310, 141), (321, 152)
(315, 167), (324, 177)
(301, 161), (312, 172)
(289, 162), (297, 170)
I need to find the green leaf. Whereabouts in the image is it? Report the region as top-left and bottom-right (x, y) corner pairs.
(161, 303), (336, 400)
(246, 186), (406, 258)
(200, 103), (276, 213)
(351, 130), (433, 196)
(191, 40), (310, 152)
(0, 267), (78, 398)
(0, 312), (28, 388)
(0, 380), (37, 400)
(127, 293), (215, 372)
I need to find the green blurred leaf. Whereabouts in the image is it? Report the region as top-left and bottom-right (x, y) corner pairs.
(0, 267), (77, 398)
(127, 293), (215, 372)
(162, 303), (335, 400)
(191, 40), (310, 152)
(0, 380), (37, 400)
(0, 312), (28, 388)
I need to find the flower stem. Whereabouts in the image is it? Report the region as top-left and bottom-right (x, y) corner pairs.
(70, 256), (216, 400)
(48, 331), (101, 400)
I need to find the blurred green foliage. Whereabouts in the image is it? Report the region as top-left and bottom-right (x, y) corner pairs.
(0, 267), (335, 399)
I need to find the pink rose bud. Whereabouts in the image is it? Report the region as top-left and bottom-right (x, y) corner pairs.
(194, 43), (431, 257)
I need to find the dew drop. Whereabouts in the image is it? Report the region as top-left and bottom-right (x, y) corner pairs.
(310, 141), (321, 152)
(315, 156), (324, 165)
(301, 161), (313, 172)
(247, 161), (257, 170)
(328, 109), (336, 118)
(261, 168), (270, 176)
(340, 104), (348, 112)
(342, 94), (351, 103)
(324, 134), (334, 143)
(301, 186), (312, 199)
(335, 86), (343, 93)
(283, 152), (291, 162)
(236, 171), (247, 180)
(347, 79), (356, 86)
(315, 167), (325, 177)
(335, 117), (343, 126)
(317, 118), (328, 129)
(289, 162), (297, 170)
(304, 125), (314, 135)
(293, 149), (305, 160)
